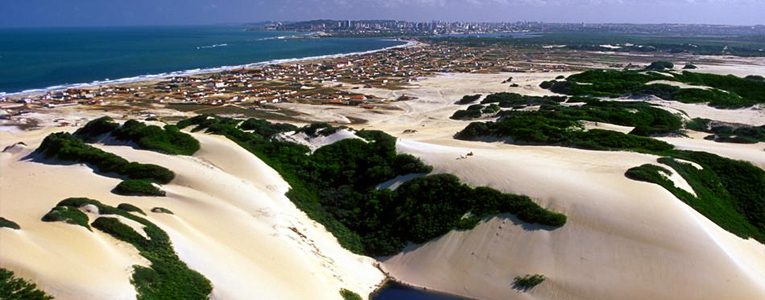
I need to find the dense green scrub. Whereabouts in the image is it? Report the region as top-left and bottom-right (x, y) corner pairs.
(0, 268), (53, 300)
(35, 132), (174, 184)
(41, 205), (91, 230)
(686, 118), (765, 144)
(480, 92), (567, 108)
(113, 179), (166, 196)
(177, 116), (566, 256)
(453, 92), (765, 245)
(626, 153), (765, 243)
(46, 198), (212, 299)
(454, 94), (482, 105)
(540, 68), (765, 108)
(450, 103), (500, 120)
(0, 217), (20, 230)
(75, 117), (200, 155)
(455, 98), (679, 153)
(117, 203), (146, 215)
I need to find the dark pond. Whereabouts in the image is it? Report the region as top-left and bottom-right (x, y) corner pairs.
(372, 282), (469, 300)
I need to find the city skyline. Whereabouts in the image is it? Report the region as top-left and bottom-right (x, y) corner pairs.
(1, 0), (764, 28)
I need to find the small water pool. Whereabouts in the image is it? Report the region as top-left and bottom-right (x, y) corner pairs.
(372, 282), (469, 300)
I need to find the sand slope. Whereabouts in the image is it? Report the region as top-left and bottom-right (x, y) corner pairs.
(382, 139), (765, 300)
(0, 129), (384, 300)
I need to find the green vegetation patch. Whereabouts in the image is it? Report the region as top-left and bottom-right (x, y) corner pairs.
(117, 203), (146, 215)
(151, 207), (174, 215)
(454, 94), (482, 105)
(339, 288), (363, 300)
(298, 122), (343, 137)
(645, 61), (674, 71)
(239, 118), (298, 137)
(686, 118), (765, 144)
(73, 116), (120, 142)
(112, 120), (200, 155)
(41, 206), (91, 230)
(482, 92), (567, 108)
(0, 217), (20, 230)
(456, 113), (673, 153)
(451, 104), (494, 120)
(513, 274), (545, 291)
(178, 116), (566, 256)
(73, 198), (212, 300)
(35, 132), (174, 184)
(75, 117), (200, 155)
(625, 152), (765, 243)
(0, 268), (53, 300)
(113, 179), (166, 197)
(540, 68), (765, 108)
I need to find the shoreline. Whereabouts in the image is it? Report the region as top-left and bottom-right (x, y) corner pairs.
(1, 39), (418, 98)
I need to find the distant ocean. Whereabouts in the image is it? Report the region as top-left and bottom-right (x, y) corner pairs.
(0, 26), (406, 94)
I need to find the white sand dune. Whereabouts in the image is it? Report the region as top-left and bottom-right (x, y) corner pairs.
(332, 72), (765, 300)
(0, 129), (384, 300)
(658, 135), (765, 169)
(382, 139), (765, 300)
(2, 69), (764, 300)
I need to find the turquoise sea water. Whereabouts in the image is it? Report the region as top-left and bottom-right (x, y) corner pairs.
(0, 26), (404, 93)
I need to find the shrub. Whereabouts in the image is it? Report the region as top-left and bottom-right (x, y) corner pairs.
(74, 116), (119, 142)
(683, 63), (698, 69)
(113, 179), (166, 197)
(151, 207), (174, 214)
(0, 268), (53, 300)
(239, 118), (298, 136)
(42, 206), (90, 230)
(454, 94), (482, 105)
(541, 69), (765, 108)
(0, 217), (20, 230)
(645, 61), (674, 71)
(112, 119), (200, 155)
(81, 198), (211, 299)
(35, 132), (175, 184)
(513, 274), (545, 291)
(339, 288), (363, 300)
(75, 117), (200, 155)
(118, 203), (146, 215)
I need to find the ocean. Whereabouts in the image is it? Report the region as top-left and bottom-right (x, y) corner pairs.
(0, 26), (405, 94)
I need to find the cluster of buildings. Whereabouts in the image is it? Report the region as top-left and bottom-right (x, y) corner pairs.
(269, 20), (548, 36)
(267, 20), (765, 37)
(1, 41), (571, 121)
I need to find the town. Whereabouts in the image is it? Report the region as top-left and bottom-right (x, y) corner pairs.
(1, 40), (578, 126)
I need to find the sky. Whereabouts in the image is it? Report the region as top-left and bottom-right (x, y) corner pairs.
(1, 0), (763, 27)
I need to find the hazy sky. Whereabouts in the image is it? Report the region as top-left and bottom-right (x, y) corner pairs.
(1, 0), (763, 27)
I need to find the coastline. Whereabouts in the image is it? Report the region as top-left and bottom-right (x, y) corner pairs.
(2, 39), (418, 98)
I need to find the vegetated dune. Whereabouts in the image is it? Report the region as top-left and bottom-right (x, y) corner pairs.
(657, 135), (765, 169)
(381, 138), (765, 300)
(318, 72), (765, 300)
(0, 129), (384, 300)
